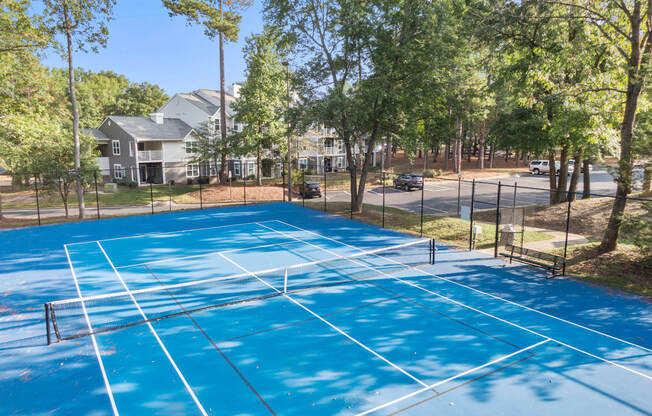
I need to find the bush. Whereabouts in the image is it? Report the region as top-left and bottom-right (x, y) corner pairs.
(117, 180), (137, 188)
(197, 176), (210, 185)
(247, 174), (256, 181)
(187, 178), (194, 185)
(623, 201), (652, 258)
(422, 169), (440, 178)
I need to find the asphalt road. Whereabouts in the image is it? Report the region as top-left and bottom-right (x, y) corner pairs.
(322, 167), (623, 215)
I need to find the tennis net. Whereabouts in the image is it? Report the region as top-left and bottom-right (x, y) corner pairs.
(46, 239), (434, 344)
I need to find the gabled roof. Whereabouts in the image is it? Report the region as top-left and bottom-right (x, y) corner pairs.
(104, 116), (193, 142)
(177, 93), (218, 116)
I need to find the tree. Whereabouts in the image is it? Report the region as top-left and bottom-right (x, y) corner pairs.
(233, 27), (287, 185)
(163, 0), (248, 183)
(188, 121), (242, 180)
(43, 0), (116, 219)
(113, 82), (170, 116)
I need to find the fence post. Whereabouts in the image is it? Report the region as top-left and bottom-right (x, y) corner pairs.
(243, 176), (247, 206)
(562, 194), (572, 275)
(33, 174), (41, 226)
(382, 171), (386, 228)
(168, 181), (172, 212)
(302, 170), (305, 207)
(468, 179), (475, 251)
(199, 180), (203, 209)
(494, 182), (502, 258)
(420, 174), (425, 238)
(457, 174), (461, 217)
(323, 168), (327, 212)
(94, 170), (100, 220)
(149, 181), (154, 215)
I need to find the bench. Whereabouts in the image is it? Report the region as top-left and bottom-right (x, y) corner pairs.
(500, 244), (565, 278)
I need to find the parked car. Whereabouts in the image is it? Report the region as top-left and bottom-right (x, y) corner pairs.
(567, 160), (593, 174)
(529, 160), (560, 175)
(393, 174), (423, 191)
(298, 181), (322, 198)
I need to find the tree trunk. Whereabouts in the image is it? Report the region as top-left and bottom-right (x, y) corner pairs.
(489, 144), (495, 168)
(582, 159), (591, 198)
(567, 151), (582, 202)
(386, 136), (392, 169)
(444, 140), (450, 171)
(433, 145), (439, 162)
(548, 149), (559, 204)
(217, 2), (228, 184)
(477, 131), (485, 169)
(63, 6), (84, 219)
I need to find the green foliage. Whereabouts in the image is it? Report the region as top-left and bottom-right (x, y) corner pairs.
(162, 0), (245, 42)
(623, 202), (652, 258)
(422, 169), (440, 178)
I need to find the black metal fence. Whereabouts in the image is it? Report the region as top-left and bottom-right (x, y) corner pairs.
(2, 164), (650, 277)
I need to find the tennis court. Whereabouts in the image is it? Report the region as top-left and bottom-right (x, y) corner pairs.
(1, 203), (651, 415)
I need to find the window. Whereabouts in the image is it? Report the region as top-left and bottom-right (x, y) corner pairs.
(337, 140), (345, 153)
(113, 164), (124, 179)
(336, 157), (344, 169)
(233, 162), (240, 176)
(129, 141), (133, 157)
(299, 158), (308, 171)
(186, 141), (198, 154)
(112, 140), (121, 156)
(186, 163), (199, 177)
(247, 162), (255, 176)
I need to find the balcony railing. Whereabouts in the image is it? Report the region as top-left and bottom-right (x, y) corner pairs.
(138, 150), (163, 161)
(323, 147), (345, 155)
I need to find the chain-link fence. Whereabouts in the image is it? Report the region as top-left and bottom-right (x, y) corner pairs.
(2, 164), (650, 278)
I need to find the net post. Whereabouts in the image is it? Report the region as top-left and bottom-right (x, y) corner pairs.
(494, 182), (501, 258)
(45, 303), (51, 345)
(283, 268), (288, 293)
(468, 179), (476, 251)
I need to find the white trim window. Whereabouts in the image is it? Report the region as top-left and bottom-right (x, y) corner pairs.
(112, 140), (121, 156)
(336, 157), (344, 169)
(113, 164), (125, 179)
(299, 158), (308, 171)
(186, 141), (198, 154)
(186, 163), (199, 178)
(233, 162), (240, 177)
(129, 141), (134, 157)
(247, 162), (255, 176)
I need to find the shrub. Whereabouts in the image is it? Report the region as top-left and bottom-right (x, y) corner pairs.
(117, 180), (137, 188)
(623, 201), (652, 258)
(197, 176), (210, 185)
(187, 178), (194, 185)
(422, 169), (440, 178)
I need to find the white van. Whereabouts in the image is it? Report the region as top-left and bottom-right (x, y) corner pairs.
(529, 160), (560, 175)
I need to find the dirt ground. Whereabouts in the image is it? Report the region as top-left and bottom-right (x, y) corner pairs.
(187, 185), (284, 202)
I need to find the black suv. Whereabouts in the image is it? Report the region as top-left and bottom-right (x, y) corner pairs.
(298, 181), (322, 198)
(393, 174), (423, 191)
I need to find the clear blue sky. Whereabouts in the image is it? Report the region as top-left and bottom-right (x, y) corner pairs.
(41, 0), (265, 95)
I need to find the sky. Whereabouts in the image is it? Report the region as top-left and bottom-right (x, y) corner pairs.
(40, 0), (266, 96)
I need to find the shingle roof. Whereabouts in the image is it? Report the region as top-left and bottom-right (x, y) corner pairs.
(107, 116), (192, 141)
(177, 93), (218, 116)
(83, 128), (109, 142)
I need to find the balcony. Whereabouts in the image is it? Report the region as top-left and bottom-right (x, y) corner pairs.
(323, 147), (344, 155)
(138, 150), (163, 162)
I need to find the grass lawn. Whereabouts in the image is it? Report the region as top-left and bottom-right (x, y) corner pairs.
(302, 201), (552, 249)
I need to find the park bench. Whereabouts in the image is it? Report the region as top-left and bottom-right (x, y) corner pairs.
(500, 244), (565, 278)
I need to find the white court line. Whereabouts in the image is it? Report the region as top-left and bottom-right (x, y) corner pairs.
(268, 220), (652, 380)
(354, 339), (551, 416)
(96, 241), (209, 416)
(116, 239), (302, 269)
(66, 219), (276, 246)
(217, 252), (429, 388)
(63, 245), (119, 416)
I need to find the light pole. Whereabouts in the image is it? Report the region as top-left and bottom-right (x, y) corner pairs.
(283, 60), (292, 202)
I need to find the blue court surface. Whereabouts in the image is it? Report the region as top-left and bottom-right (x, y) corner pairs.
(1, 202), (651, 415)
